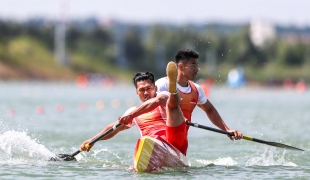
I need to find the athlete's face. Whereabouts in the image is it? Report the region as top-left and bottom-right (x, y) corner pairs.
(136, 79), (157, 102)
(180, 58), (199, 80)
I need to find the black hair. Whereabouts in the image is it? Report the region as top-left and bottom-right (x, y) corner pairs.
(175, 48), (199, 64)
(132, 71), (155, 88)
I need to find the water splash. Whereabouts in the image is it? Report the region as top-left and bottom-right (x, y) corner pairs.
(0, 130), (55, 163)
(246, 147), (297, 167)
(195, 157), (237, 166)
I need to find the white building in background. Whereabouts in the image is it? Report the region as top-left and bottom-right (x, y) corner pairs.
(250, 20), (276, 47)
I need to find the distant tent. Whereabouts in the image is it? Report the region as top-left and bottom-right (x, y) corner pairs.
(227, 66), (246, 88)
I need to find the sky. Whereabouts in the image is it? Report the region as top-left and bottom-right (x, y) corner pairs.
(0, 0), (309, 27)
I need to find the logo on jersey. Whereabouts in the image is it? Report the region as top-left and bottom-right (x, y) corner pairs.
(190, 98), (197, 104)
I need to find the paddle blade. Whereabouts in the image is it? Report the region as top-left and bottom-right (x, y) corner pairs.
(243, 135), (304, 151)
(49, 154), (77, 161)
(265, 141), (305, 151)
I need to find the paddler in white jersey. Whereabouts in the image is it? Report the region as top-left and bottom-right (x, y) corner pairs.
(80, 62), (189, 155)
(155, 48), (243, 140)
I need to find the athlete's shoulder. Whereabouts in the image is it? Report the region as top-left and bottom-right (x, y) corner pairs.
(189, 81), (203, 90)
(189, 80), (201, 87)
(190, 81), (208, 104)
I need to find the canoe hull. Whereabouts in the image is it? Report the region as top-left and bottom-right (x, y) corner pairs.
(133, 136), (189, 173)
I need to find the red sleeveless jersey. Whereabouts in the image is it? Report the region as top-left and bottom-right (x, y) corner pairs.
(133, 106), (167, 138)
(178, 81), (199, 129)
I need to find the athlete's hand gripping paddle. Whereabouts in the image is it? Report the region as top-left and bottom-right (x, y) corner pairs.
(50, 123), (122, 161)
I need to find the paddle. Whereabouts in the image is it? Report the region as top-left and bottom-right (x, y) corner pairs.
(186, 121), (304, 151)
(50, 122), (122, 161)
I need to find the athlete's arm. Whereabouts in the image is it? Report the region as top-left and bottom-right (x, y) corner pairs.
(80, 121), (129, 152)
(119, 93), (169, 125)
(195, 83), (229, 130)
(80, 107), (136, 152)
(198, 100), (243, 140)
(198, 100), (229, 131)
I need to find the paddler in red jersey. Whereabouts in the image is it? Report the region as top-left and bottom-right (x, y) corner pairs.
(155, 48), (243, 140)
(80, 62), (189, 155)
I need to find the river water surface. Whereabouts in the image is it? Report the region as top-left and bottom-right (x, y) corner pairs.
(0, 82), (309, 179)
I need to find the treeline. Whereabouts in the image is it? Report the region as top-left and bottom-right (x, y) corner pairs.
(1, 18), (310, 82)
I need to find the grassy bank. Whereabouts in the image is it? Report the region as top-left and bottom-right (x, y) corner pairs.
(0, 36), (134, 82)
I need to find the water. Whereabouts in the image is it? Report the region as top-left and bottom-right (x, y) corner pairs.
(0, 81), (309, 179)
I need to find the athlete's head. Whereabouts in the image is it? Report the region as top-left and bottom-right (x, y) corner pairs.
(133, 72), (157, 102)
(175, 48), (199, 64)
(175, 48), (200, 80)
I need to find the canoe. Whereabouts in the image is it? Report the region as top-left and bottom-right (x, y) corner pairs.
(133, 136), (189, 173)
